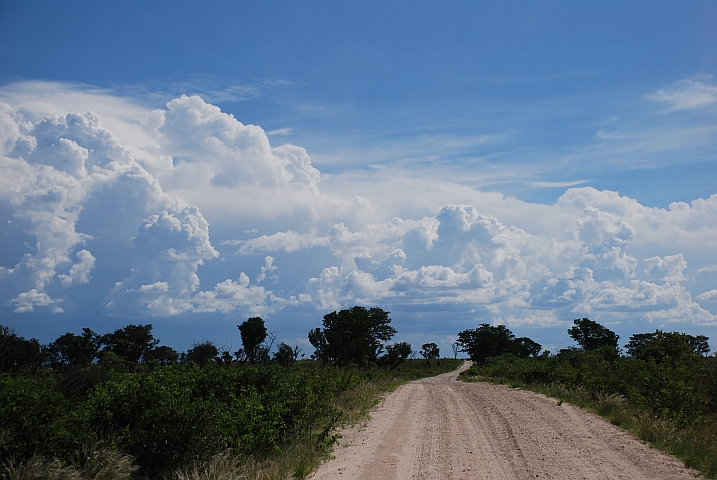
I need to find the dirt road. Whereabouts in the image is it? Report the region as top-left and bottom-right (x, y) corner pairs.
(311, 362), (698, 479)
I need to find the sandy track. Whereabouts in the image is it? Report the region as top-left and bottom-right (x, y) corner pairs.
(310, 362), (698, 479)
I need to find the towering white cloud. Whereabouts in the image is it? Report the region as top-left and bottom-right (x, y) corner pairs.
(1, 82), (716, 338)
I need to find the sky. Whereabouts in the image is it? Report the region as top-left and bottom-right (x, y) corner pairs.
(1, 1), (716, 356)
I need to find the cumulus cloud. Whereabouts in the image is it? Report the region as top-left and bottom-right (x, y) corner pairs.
(1, 82), (716, 336)
(0, 101), (177, 313)
(150, 94), (319, 192)
(192, 274), (270, 315)
(58, 250), (96, 287)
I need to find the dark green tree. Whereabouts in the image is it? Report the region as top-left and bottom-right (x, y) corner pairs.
(0, 326), (44, 373)
(626, 330), (710, 365)
(185, 341), (218, 367)
(145, 345), (179, 365)
(380, 341), (412, 370)
(238, 317), (268, 365)
(46, 328), (101, 368)
(515, 337), (542, 358)
(309, 306), (396, 366)
(101, 324), (159, 371)
(420, 342), (440, 365)
(568, 318), (618, 351)
(456, 324), (518, 365)
(273, 342), (300, 368)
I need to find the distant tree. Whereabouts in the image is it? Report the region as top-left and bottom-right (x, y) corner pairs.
(145, 345), (179, 365)
(101, 324), (159, 371)
(380, 341), (412, 370)
(451, 342), (460, 360)
(238, 317), (268, 365)
(420, 343), (440, 366)
(455, 325), (541, 364)
(568, 318), (618, 351)
(309, 306), (397, 366)
(46, 328), (101, 368)
(273, 342), (300, 368)
(626, 330), (710, 366)
(185, 341), (218, 367)
(456, 324), (517, 365)
(0, 326), (44, 373)
(515, 337), (542, 358)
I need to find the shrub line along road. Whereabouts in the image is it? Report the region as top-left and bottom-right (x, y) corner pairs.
(310, 362), (698, 479)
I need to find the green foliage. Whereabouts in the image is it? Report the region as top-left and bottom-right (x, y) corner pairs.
(185, 341), (218, 367)
(462, 345), (713, 428)
(145, 345), (179, 366)
(79, 363), (358, 476)
(46, 328), (102, 370)
(0, 326), (44, 373)
(237, 317), (268, 365)
(273, 343), (299, 368)
(101, 324), (158, 372)
(456, 324), (541, 365)
(625, 330), (710, 365)
(309, 306), (396, 366)
(568, 317), (619, 351)
(0, 314), (464, 479)
(379, 342), (412, 370)
(0, 374), (71, 462)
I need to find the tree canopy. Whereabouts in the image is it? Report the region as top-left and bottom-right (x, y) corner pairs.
(625, 330), (709, 365)
(380, 341), (412, 370)
(46, 327), (101, 369)
(309, 306), (396, 366)
(238, 317), (268, 365)
(101, 324), (159, 371)
(420, 343), (440, 364)
(567, 318), (619, 351)
(456, 324), (542, 365)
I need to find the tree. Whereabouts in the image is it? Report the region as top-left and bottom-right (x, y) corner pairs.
(185, 341), (218, 367)
(455, 325), (541, 364)
(515, 337), (542, 358)
(568, 318), (618, 351)
(101, 324), (159, 371)
(420, 343), (440, 365)
(451, 342), (460, 360)
(145, 345), (179, 365)
(237, 317), (268, 365)
(46, 328), (101, 368)
(309, 306), (397, 366)
(0, 326), (43, 373)
(273, 342), (300, 368)
(456, 324), (516, 365)
(380, 341), (412, 370)
(626, 330), (710, 365)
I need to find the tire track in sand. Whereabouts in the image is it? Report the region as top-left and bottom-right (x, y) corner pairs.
(310, 362), (699, 480)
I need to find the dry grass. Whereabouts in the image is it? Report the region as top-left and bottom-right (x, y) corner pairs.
(2, 447), (136, 480)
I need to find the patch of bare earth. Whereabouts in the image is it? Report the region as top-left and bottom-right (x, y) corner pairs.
(310, 362), (698, 479)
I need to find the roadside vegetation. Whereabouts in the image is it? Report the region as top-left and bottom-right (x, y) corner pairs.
(459, 318), (717, 478)
(0, 307), (461, 480)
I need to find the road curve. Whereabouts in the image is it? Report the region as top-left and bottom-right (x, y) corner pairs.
(310, 362), (698, 480)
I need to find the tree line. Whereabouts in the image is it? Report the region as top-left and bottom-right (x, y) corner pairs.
(454, 317), (711, 366)
(1, 306), (450, 377)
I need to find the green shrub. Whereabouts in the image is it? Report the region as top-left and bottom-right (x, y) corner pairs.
(0, 374), (71, 462)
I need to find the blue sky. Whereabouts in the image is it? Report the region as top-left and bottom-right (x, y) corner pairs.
(1, 1), (716, 355)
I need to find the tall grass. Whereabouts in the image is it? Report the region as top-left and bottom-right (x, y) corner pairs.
(2, 446), (137, 480)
